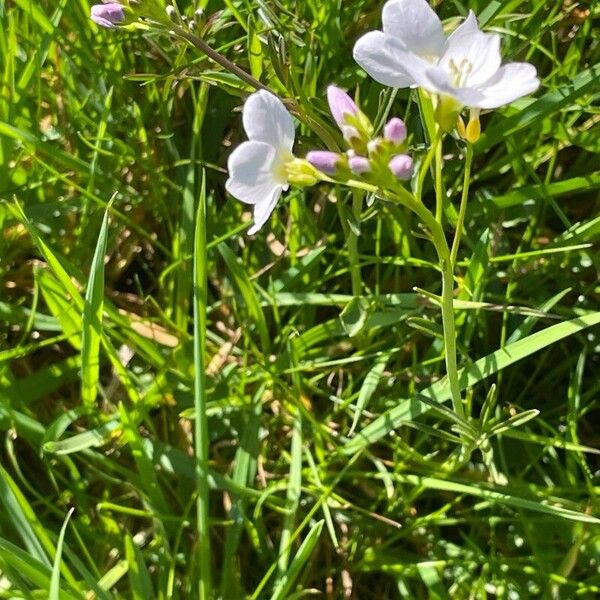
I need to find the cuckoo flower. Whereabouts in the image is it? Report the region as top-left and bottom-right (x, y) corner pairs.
(91, 2), (126, 28)
(353, 0), (539, 112)
(226, 91), (295, 235)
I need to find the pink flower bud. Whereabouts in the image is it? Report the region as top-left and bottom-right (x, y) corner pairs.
(384, 118), (407, 144)
(306, 151), (341, 175)
(91, 3), (125, 28)
(327, 86), (359, 128)
(389, 154), (413, 181)
(348, 156), (371, 175)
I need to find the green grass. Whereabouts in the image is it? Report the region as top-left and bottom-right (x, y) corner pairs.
(1, 0), (599, 598)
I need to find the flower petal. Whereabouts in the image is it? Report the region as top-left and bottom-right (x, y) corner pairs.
(383, 39), (440, 90)
(439, 29), (501, 88)
(353, 31), (414, 88)
(248, 186), (284, 235)
(472, 63), (540, 109)
(447, 10), (479, 44)
(382, 0), (447, 60)
(242, 90), (295, 152)
(424, 67), (485, 107)
(226, 141), (280, 205)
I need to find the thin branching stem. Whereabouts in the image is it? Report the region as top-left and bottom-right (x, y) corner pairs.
(450, 143), (474, 267)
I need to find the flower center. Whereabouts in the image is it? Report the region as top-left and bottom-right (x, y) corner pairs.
(448, 58), (473, 88)
(272, 149), (295, 183)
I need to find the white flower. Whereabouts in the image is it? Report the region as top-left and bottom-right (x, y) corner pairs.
(226, 90), (295, 234)
(353, 0), (539, 110)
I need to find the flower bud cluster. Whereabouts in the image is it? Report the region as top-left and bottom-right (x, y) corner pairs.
(305, 86), (413, 186)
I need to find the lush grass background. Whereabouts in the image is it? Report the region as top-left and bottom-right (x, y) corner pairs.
(1, 0), (599, 598)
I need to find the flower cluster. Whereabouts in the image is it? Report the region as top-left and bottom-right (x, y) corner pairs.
(222, 1), (540, 234)
(89, 0), (540, 234)
(306, 86), (414, 184)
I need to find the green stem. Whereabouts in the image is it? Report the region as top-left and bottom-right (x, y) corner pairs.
(389, 186), (465, 421)
(348, 190), (364, 296)
(321, 173), (465, 421)
(193, 176), (212, 599)
(434, 134), (444, 223)
(173, 26), (269, 93)
(415, 128), (442, 203)
(450, 143), (474, 267)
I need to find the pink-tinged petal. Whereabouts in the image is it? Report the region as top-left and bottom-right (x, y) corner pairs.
(327, 86), (358, 127)
(472, 63), (540, 109)
(440, 29), (502, 87)
(226, 141), (280, 205)
(247, 186), (284, 235)
(242, 90), (295, 152)
(382, 0), (447, 60)
(353, 31), (414, 88)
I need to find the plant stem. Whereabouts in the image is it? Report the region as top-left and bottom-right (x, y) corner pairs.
(323, 174), (465, 421)
(393, 186), (465, 421)
(415, 128), (442, 203)
(348, 189), (364, 296)
(173, 26), (269, 93)
(193, 175), (212, 599)
(434, 134), (444, 223)
(450, 143), (474, 267)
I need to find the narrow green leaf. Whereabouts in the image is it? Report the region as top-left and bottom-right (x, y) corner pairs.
(49, 508), (75, 600)
(270, 520), (324, 600)
(218, 242), (270, 351)
(43, 421), (120, 455)
(343, 312), (600, 454)
(349, 354), (389, 435)
(81, 202), (111, 407)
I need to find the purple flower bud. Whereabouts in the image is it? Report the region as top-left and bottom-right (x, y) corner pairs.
(389, 154), (414, 181)
(306, 151), (341, 175)
(327, 86), (358, 128)
(384, 118), (407, 144)
(91, 3), (125, 28)
(348, 156), (371, 175)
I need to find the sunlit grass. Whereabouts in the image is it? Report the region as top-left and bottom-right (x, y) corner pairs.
(0, 1), (599, 598)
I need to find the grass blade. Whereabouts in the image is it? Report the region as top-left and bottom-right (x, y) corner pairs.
(81, 200), (112, 407)
(49, 508), (75, 600)
(343, 312), (600, 454)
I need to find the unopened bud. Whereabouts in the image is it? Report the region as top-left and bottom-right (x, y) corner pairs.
(384, 117), (407, 144)
(194, 8), (205, 23)
(327, 86), (359, 128)
(90, 3), (125, 28)
(166, 5), (177, 22)
(285, 158), (320, 187)
(465, 112), (481, 143)
(388, 154), (414, 181)
(348, 156), (371, 175)
(306, 151), (341, 175)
